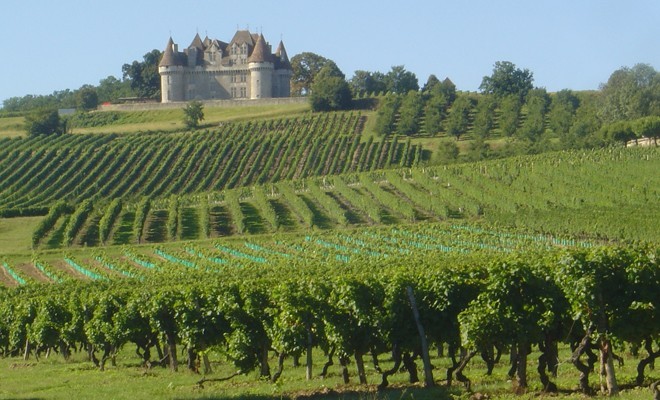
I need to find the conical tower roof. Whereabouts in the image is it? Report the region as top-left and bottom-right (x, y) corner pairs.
(159, 37), (181, 67)
(248, 34), (272, 63)
(188, 33), (205, 50)
(274, 40), (291, 70)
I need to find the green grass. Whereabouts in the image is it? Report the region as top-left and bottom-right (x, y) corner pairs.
(0, 342), (655, 399)
(0, 216), (42, 254)
(0, 116), (25, 138)
(70, 103), (311, 135)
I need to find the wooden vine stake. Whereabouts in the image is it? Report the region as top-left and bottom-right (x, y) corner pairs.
(406, 286), (434, 387)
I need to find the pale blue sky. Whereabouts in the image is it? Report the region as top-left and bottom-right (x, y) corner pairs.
(1, 0), (658, 102)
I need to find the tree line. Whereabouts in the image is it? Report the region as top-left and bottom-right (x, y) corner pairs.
(2, 50), (162, 114)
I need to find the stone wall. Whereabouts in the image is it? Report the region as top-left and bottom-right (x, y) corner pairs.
(100, 97), (307, 112)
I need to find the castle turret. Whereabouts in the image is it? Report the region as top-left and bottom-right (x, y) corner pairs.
(248, 34), (273, 99)
(186, 33), (205, 67)
(159, 37), (186, 102)
(273, 40), (293, 97)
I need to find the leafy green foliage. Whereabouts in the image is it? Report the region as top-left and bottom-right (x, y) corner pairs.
(98, 198), (122, 245)
(598, 63), (659, 123)
(24, 109), (66, 136)
(32, 200), (70, 248)
(349, 70), (387, 96)
(498, 95), (521, 137)
(396, 91), (424, 135)
(0, 245), (656, 394)
(479, 61), (534, 101)
(121, 49), (162, 99)
(384, 65), (419, 94)
(309, 65), (352, 112)
(472, 95), (496, 139)
(445, 95), (473, 140)
(76, 86), (99, 111)
(182, 101), (204, 129)
(373, 93), (401, 136)
(290, 52), (333, 96)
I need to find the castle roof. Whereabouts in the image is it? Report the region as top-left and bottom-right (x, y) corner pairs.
(248, 34), (272, 63)
(161, 30), (287, 69)
(274, 40), (292, 70)
(188, 33), (205, 51)
(159, 37), (185, 67)
(229, 30), (257, 47)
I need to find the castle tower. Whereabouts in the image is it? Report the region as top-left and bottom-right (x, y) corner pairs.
(274, 40), (293, 97)
(159, 37), (185, 102)
(247, 34), (273, 99)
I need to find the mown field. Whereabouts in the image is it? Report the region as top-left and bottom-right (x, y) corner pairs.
(0, 103), (658, 400)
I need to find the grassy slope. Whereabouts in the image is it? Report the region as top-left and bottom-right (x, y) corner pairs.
(0, 116), (24, 138)
(0, 216), (42, 255)
(70, 103), (312, 134)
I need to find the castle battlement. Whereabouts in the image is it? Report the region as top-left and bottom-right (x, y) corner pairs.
(159, 30), (292, 103)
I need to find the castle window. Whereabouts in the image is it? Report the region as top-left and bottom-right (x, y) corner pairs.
(241, 73), (247, 82)
(231, 87), (237, 98)
(240, 87), (247, 98)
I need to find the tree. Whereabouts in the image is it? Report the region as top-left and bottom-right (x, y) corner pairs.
(349, 70), (387, 96)
(76, 86), (98, 111)
(479, 61), (534, 101)
(3, 90), (76, 113)
(498, 95), (522, 137)
(24, 109), (66, 136)
(96, 75), (133, 103)
(445, 95), (472, 140)
(437, 78), (457, 106)
(434, 140), (459, 163)
(290, 52), (334, 96)
(309, 65), (352, 112)
(600, 120), (636, 145)
(518, 88), (550, 142)
(385, 65), (419, 94)
(567, 91), (602, 149)
(374, 93), (401, 136)
(122, 49), (162, 99)
(599, 63), (660, 123)
(548, 89), (580, 137)
(424, 90), (449, 136)
(472, 95), (497, 139)
(396, 91), (424, 135)
(633, 115), (660, 144)
(182, 101), (204, 129)
(421, 74), (441, 93)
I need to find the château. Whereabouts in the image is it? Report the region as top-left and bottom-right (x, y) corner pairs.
(159, 30), (292, 103)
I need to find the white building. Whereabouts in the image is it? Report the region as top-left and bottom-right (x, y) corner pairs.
(159, 30), (292, 103)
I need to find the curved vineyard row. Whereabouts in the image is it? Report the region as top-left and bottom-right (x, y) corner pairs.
(0, 112), (424, 214)
(29, 146), (660, 249)
(6, 220), (600, 287)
